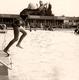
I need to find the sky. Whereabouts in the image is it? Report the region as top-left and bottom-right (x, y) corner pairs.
(0, 0), (79, 17)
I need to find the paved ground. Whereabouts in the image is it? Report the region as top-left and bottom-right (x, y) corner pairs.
(0, 29), (79, 80)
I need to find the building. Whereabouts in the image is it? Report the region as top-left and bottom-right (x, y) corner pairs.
(0, 14), (79, 29)
(0, 14), (19, 27)
(25, 15), (64, 29)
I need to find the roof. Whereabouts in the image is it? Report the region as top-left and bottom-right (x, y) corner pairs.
(0, 14), (19, 18)
(27, 15), (64, 20)
(28, 15), (79, 20)
(0, 14), (79, 21)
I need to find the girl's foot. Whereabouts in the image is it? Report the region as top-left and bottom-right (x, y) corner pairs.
(16, 44), (23, 49)
(6, 53), (10, 57)
(3, 50), (10, 57)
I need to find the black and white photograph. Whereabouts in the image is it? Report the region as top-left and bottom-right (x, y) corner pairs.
(0, 0), (79, 80)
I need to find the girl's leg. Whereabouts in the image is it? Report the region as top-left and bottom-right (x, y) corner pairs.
(16, 26), (27, 48)
(4, 27), (19, 53)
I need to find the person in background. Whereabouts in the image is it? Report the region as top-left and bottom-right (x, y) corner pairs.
(38, 0), (47, 12)
(3, 18), (27, 57)
(74, 23), (79, 34)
